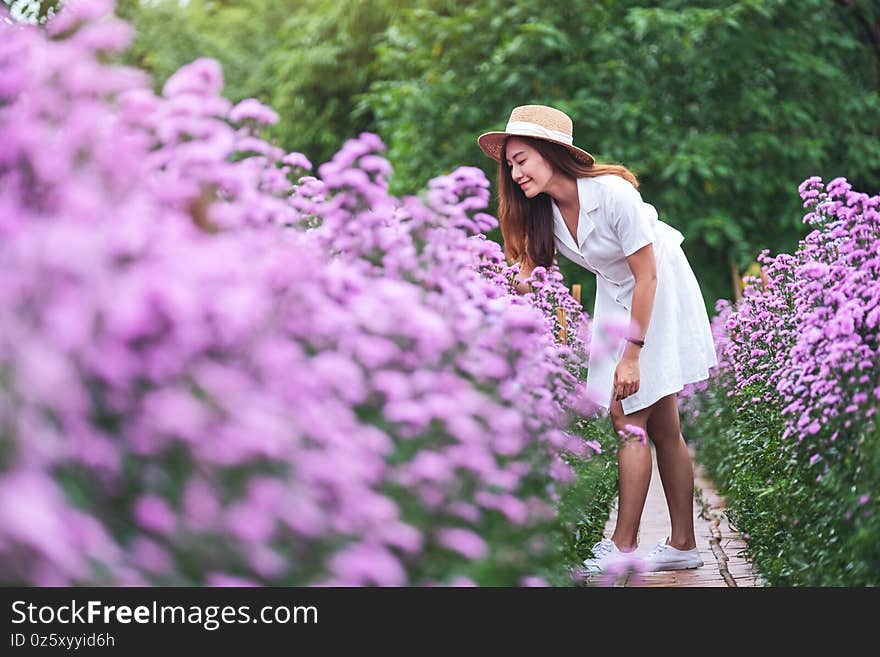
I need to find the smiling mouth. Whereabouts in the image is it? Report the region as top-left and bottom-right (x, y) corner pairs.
(520, 180), (531, 188)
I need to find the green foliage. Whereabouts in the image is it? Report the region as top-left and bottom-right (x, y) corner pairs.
(116, 0), (395, 167)
(366, 0), (880, 308)
(683, 377), (880, 586)
(548, 415), (621, 586)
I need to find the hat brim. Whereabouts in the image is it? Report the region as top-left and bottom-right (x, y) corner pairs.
(477, 131), (595, 166)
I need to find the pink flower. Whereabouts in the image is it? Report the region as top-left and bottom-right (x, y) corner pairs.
(436, 528), (488, 560)
(330, 543), (406, 586)
(206, 573), (261, 587)
(282, 152), (313, 170)
(520, 576), (549, 587)
(162, 58), (223, 98)
(134, 496), (177, 536)
(619, 423), (648, 445)
(230, 98), (279, 125)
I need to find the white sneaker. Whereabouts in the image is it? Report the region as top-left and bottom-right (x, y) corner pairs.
(582, 538), (622, 575)
(645, 539), (704, 572)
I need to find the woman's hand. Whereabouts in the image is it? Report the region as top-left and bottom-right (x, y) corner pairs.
(514, 263), (534, 295)
(613, 356), (640, 401)
(514, 278), (532, 295)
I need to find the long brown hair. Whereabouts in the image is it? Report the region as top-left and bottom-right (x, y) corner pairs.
(498, 137), (639, 270)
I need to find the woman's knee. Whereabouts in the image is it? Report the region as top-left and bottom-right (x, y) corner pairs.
(609, 408), (648, 444)
(608, 401), (629, 434)
(610, 413), (635, 433)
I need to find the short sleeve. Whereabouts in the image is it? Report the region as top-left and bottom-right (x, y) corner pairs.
(609, 181), (656, 257)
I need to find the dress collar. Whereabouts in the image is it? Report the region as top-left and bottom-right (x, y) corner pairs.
(552, 177), (598, 252)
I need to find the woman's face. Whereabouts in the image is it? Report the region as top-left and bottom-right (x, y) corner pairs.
(504, 137), (555, 199)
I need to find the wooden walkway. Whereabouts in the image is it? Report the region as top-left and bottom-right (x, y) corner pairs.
(603, 446), (762, 587)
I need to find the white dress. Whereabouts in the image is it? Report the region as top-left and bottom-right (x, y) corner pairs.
(552, 175), (718, 415)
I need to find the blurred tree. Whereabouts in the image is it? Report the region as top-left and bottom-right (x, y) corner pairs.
(261, 0), (394, 165)
(366, 0), (880, 308)
(116, 0), (394, 167)
(834, 0), (879, 89)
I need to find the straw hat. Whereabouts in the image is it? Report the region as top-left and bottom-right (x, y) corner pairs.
(477, 105), (595, 166)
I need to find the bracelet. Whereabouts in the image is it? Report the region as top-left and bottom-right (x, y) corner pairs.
(625, 337), (645, 347)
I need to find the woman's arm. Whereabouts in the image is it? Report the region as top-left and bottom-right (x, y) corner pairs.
(621, 243), (657, 361)
(613, 243), (657, 401)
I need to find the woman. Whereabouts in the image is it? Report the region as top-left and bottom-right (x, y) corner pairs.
(477, 105), (718, 574)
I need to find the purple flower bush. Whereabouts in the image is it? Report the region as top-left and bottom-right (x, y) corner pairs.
(679, 176), (879, 585)
(0, 2), (602, 586)
(684, 177), (880, 466)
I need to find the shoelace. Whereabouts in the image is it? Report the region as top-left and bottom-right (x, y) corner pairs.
(590, 539), (614, 559)
(646, 540), (670, 558)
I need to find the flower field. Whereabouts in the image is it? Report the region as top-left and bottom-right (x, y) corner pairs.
(3, 1), (877, 587)
(681, 177), (879, 585)
(0, 2), (616, 586)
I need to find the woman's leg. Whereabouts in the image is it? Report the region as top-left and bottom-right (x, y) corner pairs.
(645, 393), (697, 550)
(608, 398), (653, 552)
